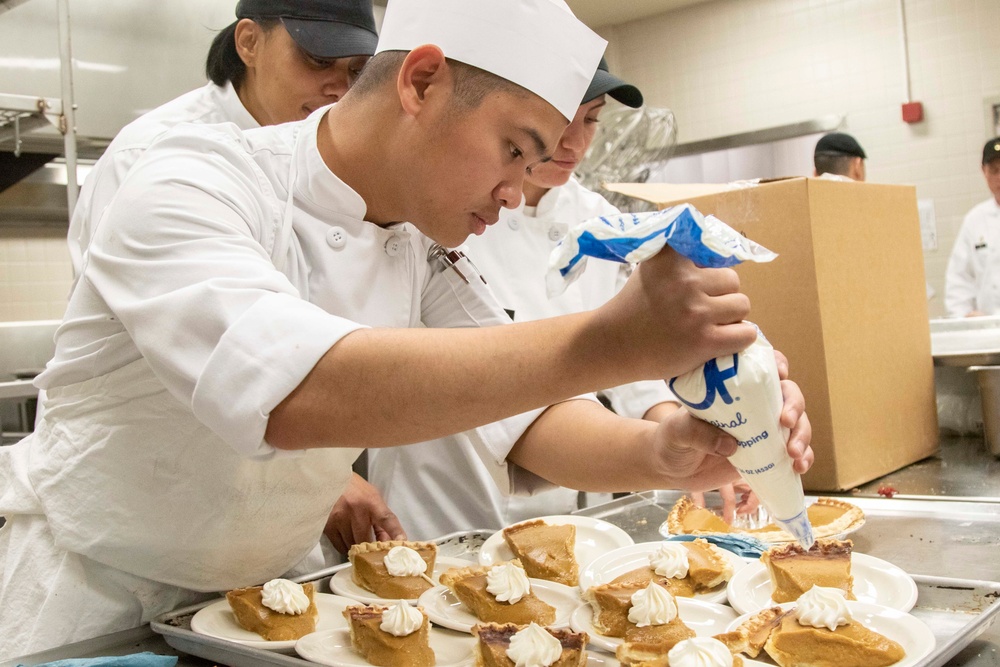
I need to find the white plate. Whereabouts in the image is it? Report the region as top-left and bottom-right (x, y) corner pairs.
(417, 578), (580, 633)
(478, 515), (634, 574)
(569, 598), (739, 653)
(578, 541), (748, 604)
(295, 626), (476, 667)
(725, 552), (919, 615)
(190, 592), (359, 651)
(725, 601), (935, 667)
(329, 556), (473, 605)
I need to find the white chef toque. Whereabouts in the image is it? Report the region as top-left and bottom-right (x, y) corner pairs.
(375, 0), (607, 121)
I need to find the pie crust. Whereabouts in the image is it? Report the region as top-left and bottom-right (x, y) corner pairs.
(761, 539), (856, 603)
(615, 638), (745, 667)
(348, 540), (438, 599)
(439, 562), (557, 626)
(225, 581), (318, 641)
(343, 604), (435, 667)
(472, 622), (588, 667)
(502, 520), (579, 587)
(609, 538), (734, 597)
(666, 496), (865, 543)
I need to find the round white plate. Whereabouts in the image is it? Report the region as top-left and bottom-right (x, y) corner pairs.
(578, 541), (748, 604)
(725, 601), (935, 667)
(725, 552), (919, 615)
(329, 556), (472, 605)
(569, 598), (739, 653)
(478, 515), (634, 574)
(295, 626), (476, 667)
(190, 592), (359, 651)
(417, 578), (580, 633)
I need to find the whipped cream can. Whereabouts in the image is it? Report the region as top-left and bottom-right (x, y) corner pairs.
(669, 326), (815, 549)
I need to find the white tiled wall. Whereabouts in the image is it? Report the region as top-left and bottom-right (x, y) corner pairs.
(602, 0), (1000, 317)
(0, 228), (73, 322)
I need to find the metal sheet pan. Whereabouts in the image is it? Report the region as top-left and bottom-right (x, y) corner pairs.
(149, 497), (1000, 667)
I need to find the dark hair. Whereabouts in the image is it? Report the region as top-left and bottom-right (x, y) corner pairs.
(205, 17), (280, 89)
(814, 152), (857, 177)
(347, 51), (527, 109)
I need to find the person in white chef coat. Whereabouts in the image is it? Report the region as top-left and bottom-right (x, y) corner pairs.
(0, 0), (813, 657)
(945, 137), (1000, 317)
(61, 0), (401, 552)
(369, 59), (755, 539)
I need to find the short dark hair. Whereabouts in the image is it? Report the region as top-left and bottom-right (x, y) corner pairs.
(814, 152), (857, 177)
(205, 18), (280, 89)
(347, 50), (528, 109)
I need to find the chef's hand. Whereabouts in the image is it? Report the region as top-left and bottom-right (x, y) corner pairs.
(651, 376), (813, 491)
(691, 482), (759, 524)
(598, 248), (757, 381)
(325, 473), (406, 554)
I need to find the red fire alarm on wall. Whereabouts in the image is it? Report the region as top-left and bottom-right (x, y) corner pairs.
(902, 101), (924, 124)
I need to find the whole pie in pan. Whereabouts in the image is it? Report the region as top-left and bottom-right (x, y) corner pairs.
(348, 540), (438, 599)
(439, 561), (557, 626)
(502, 519), (579, 587)
(472, 622), (588, 667)
(761, 538), (856, 603)
(666, 496), (865, 543)
(343, 603), (435, 667)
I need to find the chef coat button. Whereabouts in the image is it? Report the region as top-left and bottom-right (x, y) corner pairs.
(384, 235), (404, 257)
(326, 226), (347, 249)
(548, 227), (564, 242)
(508, 216), (520, 231)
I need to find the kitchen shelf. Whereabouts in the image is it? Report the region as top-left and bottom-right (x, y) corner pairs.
(0, 92), (66, 155)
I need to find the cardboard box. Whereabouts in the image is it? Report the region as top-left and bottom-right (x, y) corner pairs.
(606, 178), (938, 491)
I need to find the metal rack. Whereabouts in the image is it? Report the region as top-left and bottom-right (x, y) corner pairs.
(0, 0), (79, 213)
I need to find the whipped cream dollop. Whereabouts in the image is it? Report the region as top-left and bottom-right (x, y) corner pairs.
(505, 622), (562, 667)
(260, 578), (309, 615)
(667, 637), (735, 667)
(796, 586), (852, 631)
(628, 582), (678, 627)
(384, 545), (428, 577)
(649, 542), (690, 579)
(379, 600), (424, 637)
(486, 562), (531, 604)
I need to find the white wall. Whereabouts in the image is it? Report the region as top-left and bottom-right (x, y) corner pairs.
(601, 0), (1000, 317)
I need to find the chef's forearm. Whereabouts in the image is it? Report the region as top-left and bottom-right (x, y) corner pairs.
(265, 311), (635, 450)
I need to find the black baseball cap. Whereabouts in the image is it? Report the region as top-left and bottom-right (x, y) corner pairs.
(983, 137), (1000, 165)
(582, 57), (643, 108)
(235, 0), (378, 59)
(814, 132), (866, 160)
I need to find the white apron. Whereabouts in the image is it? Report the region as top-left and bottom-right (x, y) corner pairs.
(0, 148), (359, 658)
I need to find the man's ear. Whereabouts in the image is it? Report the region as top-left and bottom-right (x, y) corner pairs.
(850, 157), (865, 182)
(234, 18), (262, 67)
(397, 45), (450, 117)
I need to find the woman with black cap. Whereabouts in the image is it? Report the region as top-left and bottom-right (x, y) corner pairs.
(67, 0), (379, 273)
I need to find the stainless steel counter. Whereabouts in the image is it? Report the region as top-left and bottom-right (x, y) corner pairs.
(6, 433), (1000, 666)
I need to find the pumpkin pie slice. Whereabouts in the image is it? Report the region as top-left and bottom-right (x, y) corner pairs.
(439, 562), (556, 626)
(764, 608), (905, 667)
(761, 539), (856, 603)
(343, 603), (435, 667)
(225, 580), (318, 641)
(472, 622), (588, 667)
(502, 520), (579, 586)
(348, 540), (438, 599)
(716, 606), (791, 658)
(616, 636), (745, 667)
(583, 581), (695, 650)
(609, 539), (733, 597)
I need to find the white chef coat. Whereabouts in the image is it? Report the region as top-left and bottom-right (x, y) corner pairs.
(68, 81), (260, 274)
(0, 108), (547, 656)
(945, 198), (1000, 317)
(368, 178), (675, 540)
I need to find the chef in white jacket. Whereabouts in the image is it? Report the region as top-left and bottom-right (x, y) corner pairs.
(945, 137), (1000, 317)
(369, 59), (683, 539)
(62, 0), (402, 553)
(0, 0), (813, 656)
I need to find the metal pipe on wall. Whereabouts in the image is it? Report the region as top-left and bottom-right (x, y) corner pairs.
(56, 0), (78, 214)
